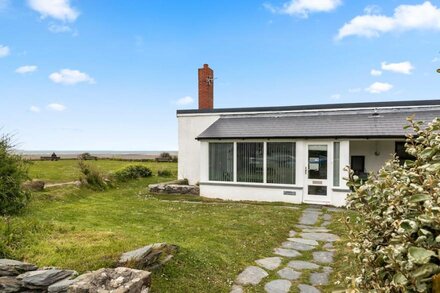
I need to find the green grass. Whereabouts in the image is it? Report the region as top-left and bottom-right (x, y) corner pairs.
(1, 175), (303, 292)
(28, 159), (177, 183)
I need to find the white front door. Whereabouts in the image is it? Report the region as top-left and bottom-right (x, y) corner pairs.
(304, 143), (331, 204)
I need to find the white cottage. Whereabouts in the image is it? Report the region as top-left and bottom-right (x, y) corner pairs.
(177, 64), (440, 206)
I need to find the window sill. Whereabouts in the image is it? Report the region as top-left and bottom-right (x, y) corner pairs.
(200, 181), (303, 189)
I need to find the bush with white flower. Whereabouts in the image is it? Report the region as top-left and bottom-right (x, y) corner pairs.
(345, 116), (440, 292)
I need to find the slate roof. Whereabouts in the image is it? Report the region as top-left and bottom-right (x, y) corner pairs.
(197, 108), (440, 139)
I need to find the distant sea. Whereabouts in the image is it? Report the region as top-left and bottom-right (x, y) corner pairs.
(15, 150), (178, 160)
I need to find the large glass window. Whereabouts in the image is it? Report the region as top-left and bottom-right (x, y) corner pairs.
(333, 142), (340, 186)
(237, 143), (263, 183)
(267, 142), (296, 184)
(209, 143), (234, 181)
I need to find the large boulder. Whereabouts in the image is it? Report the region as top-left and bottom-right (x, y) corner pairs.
(118, 243), (179, 271)
(68, 267), (151, 293)
(0, 259), (37, 277)
(17, 269), (75, 290)
(148, 183), (199, 195)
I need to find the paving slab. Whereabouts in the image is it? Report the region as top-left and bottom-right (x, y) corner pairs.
(322, 266), (333, 273)
(287, 238), (319, 246)
(310, 272), (329, 286)
(299, 212), (320, 225)
(301, 228), (330, 233)
(230, 284), (243, 293)
(300, 232), (340, 242)
(255, 257), (282, 271)
(264, 279), (291, 293)
(235, 266), (268, 286)
(312, 251), (334, 264)
(287, 260), (320, 270)
(298, 284), (321, 293)
(322, 243), (333, 250)
(277, 268), (301, 280)
(321, 221), (331, 227)
(322, 214), (332, 221)
(282, 241), (315, 251)
(274, 248), (301, 258)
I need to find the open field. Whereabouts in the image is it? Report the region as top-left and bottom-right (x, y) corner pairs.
(28, 160), (177, 183)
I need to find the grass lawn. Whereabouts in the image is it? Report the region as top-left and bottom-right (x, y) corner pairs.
(28, 159), (177, 183)
(1, 173), (305, 292)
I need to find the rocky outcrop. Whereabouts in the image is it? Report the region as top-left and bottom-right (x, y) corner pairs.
(68, 267), (151, 293)
(17, 269), (75, 291)
(148, 183), (199, 195)
(118, 243), (179, 271)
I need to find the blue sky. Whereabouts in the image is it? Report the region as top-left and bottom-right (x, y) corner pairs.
(0, 0), (439, 150)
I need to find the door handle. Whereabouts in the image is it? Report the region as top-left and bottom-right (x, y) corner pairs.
(305, 166), (308, 175)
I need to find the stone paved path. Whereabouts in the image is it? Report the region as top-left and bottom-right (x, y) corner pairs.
(230, 206), (341, 293)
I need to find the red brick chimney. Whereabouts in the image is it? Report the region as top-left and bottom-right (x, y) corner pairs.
(198, 64), (214, 110)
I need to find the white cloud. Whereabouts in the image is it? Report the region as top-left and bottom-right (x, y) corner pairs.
(330, 94), (341, 100)
(176, 96), (194, 105)
(265, 0), (341, 17)
(0, 45), (10, 58)
(370, 69), (382, 76)
(49, 69), (95, 85)
(366, 82), (393, 94)
(28, 0), (79, 22)
(337, 1), (440, 40)
(47, 103), (66, 111)
(364, 5), (381, 15)
(30, 106), (41, 113)
(16, 65), (38, 74)
(381, 61), (414, 74)
(48, 23), (72, 33)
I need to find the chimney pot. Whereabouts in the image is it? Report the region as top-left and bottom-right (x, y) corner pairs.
(198, 64), (214, 110)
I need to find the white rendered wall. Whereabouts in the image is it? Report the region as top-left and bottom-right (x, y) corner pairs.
(350, 140), (397, 173)
(177, 114), (220, 185)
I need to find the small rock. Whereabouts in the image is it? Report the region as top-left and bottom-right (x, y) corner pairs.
(17, 269), (75, 290)
(287, 260), (320, 270)
(298, 284), (321, 293)
(48, 278), (76, 293)
(0, 259), (37, 277)
(310, 272), (329, 285)
(322, 214), (332, 221)
(277, 268), (301, 280)
(255, 257), (282, 270)
(323, 266), (333, 273)
(273, 248), (301, 258)
(230, 284), (243, 293)
(0, 276), (22, 292)
(287, 238), (319, 246)
(264, 279), (291, 293)
(282, 241), (314, 251)
(300, 232), (340, 242)
(235, 266), (268, 286)
(312, 251), (334, 264)
(288, 230), (297, 237)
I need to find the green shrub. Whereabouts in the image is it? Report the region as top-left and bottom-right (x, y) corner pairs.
(0, 135), (30, 215)
(158, 169), (172, 177)
(345, 116), (440, 292)
(78, 160), (108, 190)
(113, 165), (152, 182)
